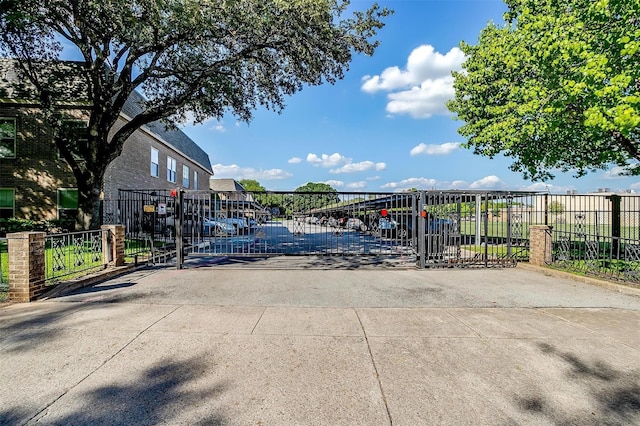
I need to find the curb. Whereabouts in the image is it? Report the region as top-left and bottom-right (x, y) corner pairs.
(517, 262), (640, 298)
(39, 263), (149, 300)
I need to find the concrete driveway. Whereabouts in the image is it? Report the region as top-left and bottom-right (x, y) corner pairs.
(1, 259), (639, 425)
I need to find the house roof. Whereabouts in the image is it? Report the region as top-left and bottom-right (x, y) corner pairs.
(122, 91), (212, 173)
(209, 179), (247, 192)
(0, 59), (212, 173)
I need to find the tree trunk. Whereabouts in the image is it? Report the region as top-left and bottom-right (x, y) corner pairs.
(76, 176), (104, 230)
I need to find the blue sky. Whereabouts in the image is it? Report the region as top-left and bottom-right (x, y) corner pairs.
(177, 0), (639, 194)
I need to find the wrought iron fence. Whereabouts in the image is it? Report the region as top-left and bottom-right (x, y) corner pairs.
(44, 229), (108, 283)
(540, 193), (640, 284)
(547, 230), (640, 284)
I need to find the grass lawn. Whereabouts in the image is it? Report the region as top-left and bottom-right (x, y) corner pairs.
(459, 221), (639, 240)
(461, 244), (529, 259)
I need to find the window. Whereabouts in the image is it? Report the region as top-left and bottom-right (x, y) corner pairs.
(183, 165), (190, 188)
(0, 118), (16, 158)
(57, 188), (78, 224)
(167, 157), (176, 183)
(150, 148), (159, 177)
(59, 120), (88, 161)
(0, 188), (15, 219)
(193, 171), (198, 190)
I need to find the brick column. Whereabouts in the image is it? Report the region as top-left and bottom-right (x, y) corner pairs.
(101, 225), (125, 267)
(529, 225), (553, 266)
(7, 232), (46, 302)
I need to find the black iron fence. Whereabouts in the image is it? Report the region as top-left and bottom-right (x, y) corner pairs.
(102, 189), (639, 276)
(44, 229), (108, 283)
(107, 189), (541, 268)
(540, 193), (640, 284)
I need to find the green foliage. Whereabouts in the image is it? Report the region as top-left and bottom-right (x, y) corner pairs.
(549, 200), (565, 215)
(448, 0), (640, 181)
(0, 218), (69, 236)
(290, 182), (340, 212)
(238, 179), (266, 192)
(0, 0), (390, 227)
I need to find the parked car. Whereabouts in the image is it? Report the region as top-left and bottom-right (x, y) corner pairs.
(203, 218), (237, 236)
(221, 216), (250, 233)
(346, 218), (368, 232)
(380, 214), (454, 239)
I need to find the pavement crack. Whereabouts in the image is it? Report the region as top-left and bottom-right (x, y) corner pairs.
(355, 308), (393, 426)
(26, 304), (183, 424)
(251, 306), (267, 334)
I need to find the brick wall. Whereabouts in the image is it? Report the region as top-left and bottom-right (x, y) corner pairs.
(102, 117), (212, 201)
(0, 107), (212, 221)
(529, 225), (553, 266)
(7, 232), (46, 301)
(0, 107), (78, 220)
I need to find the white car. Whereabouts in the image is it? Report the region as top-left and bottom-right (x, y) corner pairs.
(346, 218), (367, 232)
(220, 217), (250, 233)
(203, 218), (237, 236)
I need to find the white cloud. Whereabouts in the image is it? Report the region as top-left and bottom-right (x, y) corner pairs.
(380, 175), (508, 192)
(451, 180), (468, 189)
(330, 161), (386, 174)
(630, 182), (640, 190)
(346, 181), (367, 189)
(367, 176), (382, 181)
(602, 166), (627, 179)
(288, 157), (302, 164)
(362, 44), (465, 118)
(307, 152), (350, 167)
(519, 182), (579, 194)
(386, 77), (456, 118)
(211, 124), (226, 133)
(381, 177), (440, 190)
(469, 175), (506, 189)
(410, 142), (460, 156)
(323, 180), (345, 188)
(212, 164), (292, 181)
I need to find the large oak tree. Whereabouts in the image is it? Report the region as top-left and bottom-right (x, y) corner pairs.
(0, 0), (389, 228)
(448, 0), (639, 181)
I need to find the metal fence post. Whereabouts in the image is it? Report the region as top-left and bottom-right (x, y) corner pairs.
(176, 190), (184, 269)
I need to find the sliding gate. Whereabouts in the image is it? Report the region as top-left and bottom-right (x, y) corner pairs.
(114, 189), (534, 268)
(181, 190), (418, 259)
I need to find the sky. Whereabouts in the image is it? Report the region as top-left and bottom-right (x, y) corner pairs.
(178, 0), (640, 194)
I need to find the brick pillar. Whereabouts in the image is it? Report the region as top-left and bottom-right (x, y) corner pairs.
(7, 232), (46, 302)
(529, 225), (553, 266)
(101, 225), (125, 267)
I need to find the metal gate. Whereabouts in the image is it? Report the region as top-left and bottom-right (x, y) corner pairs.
(111, 189), (535, 268)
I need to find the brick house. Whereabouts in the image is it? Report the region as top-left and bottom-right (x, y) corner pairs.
(0, 60), (213, 224)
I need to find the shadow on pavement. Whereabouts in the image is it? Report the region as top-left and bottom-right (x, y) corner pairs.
(192, 255), (416, 270)
(516, 342), (640, 424)
(0, 356), (229, 425)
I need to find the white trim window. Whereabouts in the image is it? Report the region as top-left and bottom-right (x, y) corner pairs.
(150, 148), (159, 177)
(182, 165), (190, 188)
(193, 171), (198, 190)
(167, 156), (177, 183)
(0, 117), (16, 158)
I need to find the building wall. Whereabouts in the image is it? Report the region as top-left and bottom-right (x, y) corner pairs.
(102, 117), (212, 201)
(0, 106), (78, 220)
(0, 106), (212, 221)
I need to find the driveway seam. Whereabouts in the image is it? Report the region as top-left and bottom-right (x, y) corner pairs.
(538, 308), (640, 353)
(250, 306), (267, 334)
(354, 308), (393, 426)
(26, 304), (184, 424)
